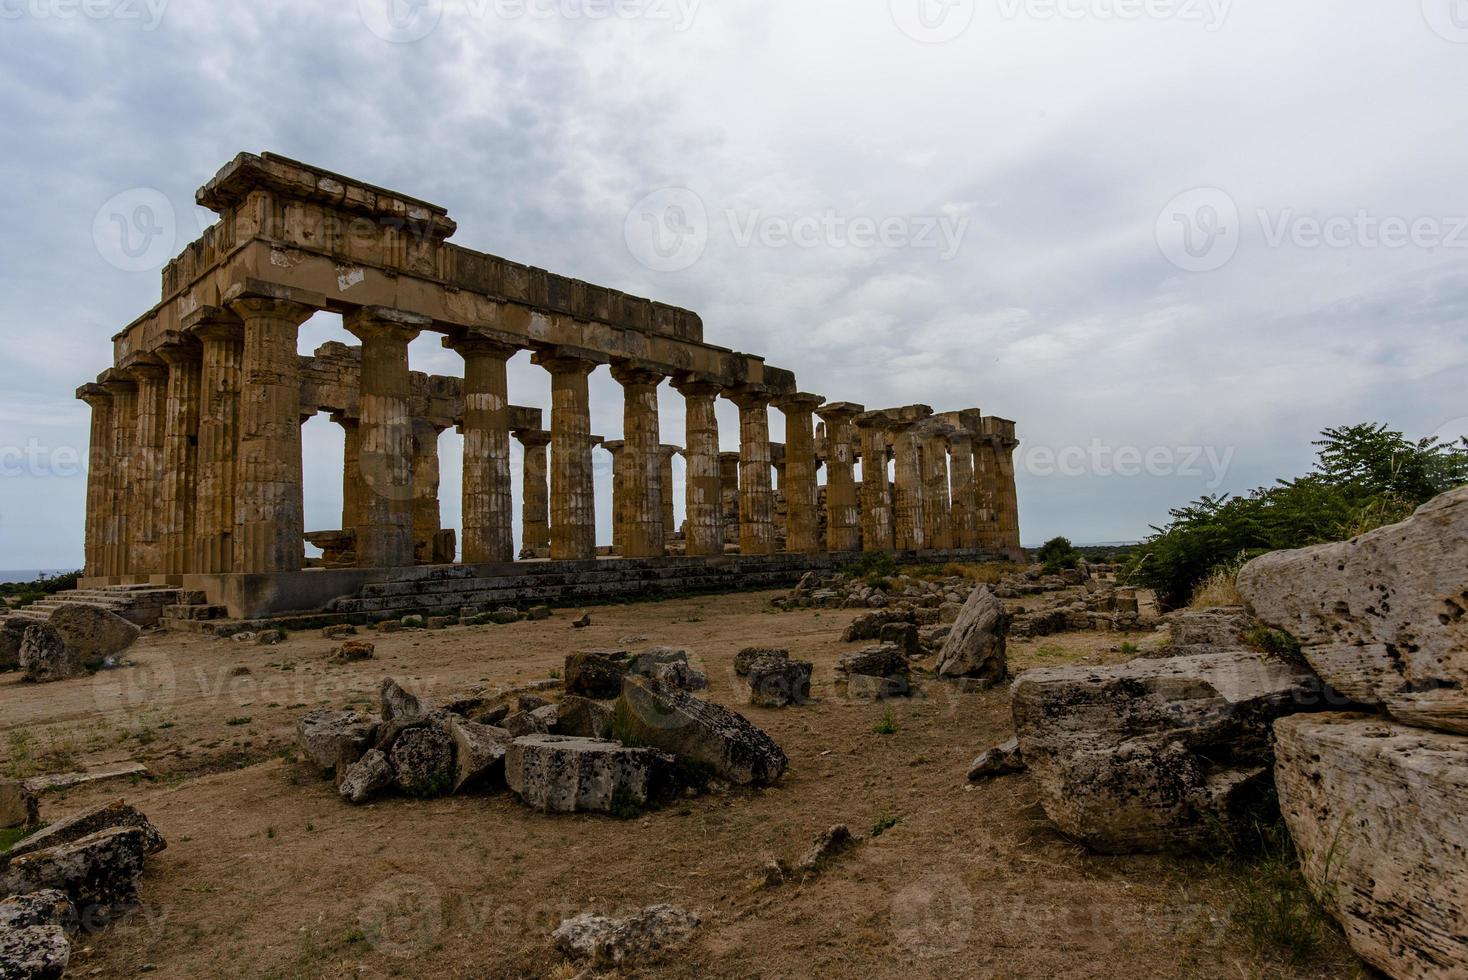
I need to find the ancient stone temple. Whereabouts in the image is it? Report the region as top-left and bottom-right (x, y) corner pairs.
(76, 154), (1022, 618)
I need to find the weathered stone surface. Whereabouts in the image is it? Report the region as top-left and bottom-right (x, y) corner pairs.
(616, 676), (788, 786)
(745, 658), (813, 708)
(505, 735), (674, 814)
(1238, 487), (1468, 734)
(553, 696), (614, 739)
(935, 586), (1008, 685)
(564, 651), (630, 699)
(380, 678), (426, 725)
(797, 825), (854, 872)
(0, 781), (38, 830)
(46, 604), (140, 665)
(0, 620), (23, 672)
(878, 622), (919, 657)
(0, 828), (149, 922)
(504, 705), (558, 737)
(553, 904), (699, 966)
(1162, 607), (1251, 658)
(5, 801), (165, 863)
(1012, 652), (1328, 854)
(835, 644), (909, 682)
(0, 891), (75, 934)
(18, 627), (83, 684)
(1275, 713), (1468, 980)
(389, 723), (456, 798)
(649, 659), (708, 693)
(296, 710), (377, 774)
(966, 737), (1025, 781)
(0, 925), (69, 979)
(337, 749), (393, 805)
(331, 639), (375, 662)
(734, 647), (787, 677)
(842, 610), (910, 643)
(447, 718), (511, 792)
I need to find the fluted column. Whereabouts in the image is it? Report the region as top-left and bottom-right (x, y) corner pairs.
(76, 383), (113, 578)
(815, 402), (862, 552)
(123, 355), (167, 576)
(855, 411), (894, 552)
(190, 309), (244, 574)
(919, 425), (954, 551)
(975, 436), (1002, 550)
(611, 362), (666, 558)
(777, 394), (824, 554)
(157, 336), (203, 576)
(97, 369), (137, 576)
(445, 334), (517, 564)
(674, 378), (724, 557)
(892, 421), (925, 551)
(515, 429), (552, 558)
(660, 445), (679, 538)
(995, 434), (1022, 553)
(231, 295), (318, 574)
(343, 307), (425, 569)
(718, 451), (741, 547)
(412, 418), (449, 563)
(948, 432), (979, 550)
(600, 440), (626, 553)
(727, 389), (775, 556)
(534, 350), (602, 561)
(331, 413), (364, 537)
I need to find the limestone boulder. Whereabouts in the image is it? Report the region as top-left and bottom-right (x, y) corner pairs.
(878, 622), (920, 658)
(1162, 607), (1251, 658)
(0, 619), (25, 672)
(1274, 713), (1468, 979)
(0, 925), (69, 979)
(553, 696), (614, 739)
(842, 610), (910, 643)
(934, 586), (1008, 685)
(389, 723), (456, 798)
(447, 718), (512, 792)
(337, 749), (394, 805)
(1238, 486), (1468, 734)
(734, 647), (787, 677)
(18, 626), (84, 683)
(966, 737), (1025, 782)
(380, 678), (427, 724)
(564, 651), (631, 699)
(46, 604), (140, 666)
(835, 644), (911, 699)
(616, 676), (788, 786)
(0, 827), (150, 923)
(553, 904), (699, 967)
(0, 890), (76, 932)
(0, 781), (38, 830)
(744, 658), (813, 708)
(505, 735), (675, 814)
(5, 801), (165, 863)
(1012, 652), (1328, 854)
(296, 710), (378, 775)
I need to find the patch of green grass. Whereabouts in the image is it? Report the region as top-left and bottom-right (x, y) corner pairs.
(870, 813), (901, 837)
(872, 708), (898, 736)
(0, 826), (33, 854)
(609, 786), (643, 820)
(1120, 642), (1139, 656)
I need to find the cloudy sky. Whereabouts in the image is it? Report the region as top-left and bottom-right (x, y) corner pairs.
(2, 0), (1466, 570)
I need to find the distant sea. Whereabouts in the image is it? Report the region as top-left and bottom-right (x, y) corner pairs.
(0, 569), (75, 584)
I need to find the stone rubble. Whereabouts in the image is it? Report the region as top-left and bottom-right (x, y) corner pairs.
(553, 904), (700, 967)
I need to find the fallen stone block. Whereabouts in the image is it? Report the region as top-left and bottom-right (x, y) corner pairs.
(0, 781), (38, 830)
(504, 705), (559, 737)
(21, 764), (149, 797)
(553, 696), (614, 739)
(0, 925), (69, 979)
(425, 616), (455, 630)
(0, 890), (76, 932)
(527, 605), (552, 621)
(0, 828), (150, 925)
(1012, 652), (1329, 854)
(1238, 486), (1468, 734)
(1162, 607), (1251, 657)
(321, 624), (357, 640)
(505, 735), (674, 814)
(564, 651), (631, 699)
(796, 824), (854, 872)
(0, 620), (24, 672)
(18, 627), (83, 684)
(381, 678), (427, 725)
(389, 723), (456, 798)
(4, 801), (165, 864)
(841, 610), (911, 643)
(878, 622), (920, 657)
(1275, 712), (1468, 980)
(734, 647), (788, 677)
(296, 710), (378, 775)
(255, 629), (285, 645)
(331, 640), (375, 662)
(934, 586), (1008, 686)
(573, 611), (592, 629)
(447, 718), (512, 792)
(835, 644), (912, 698)
(338, 749), (394, 805)
(745, 658), (813, 708)
(46, 604), (140, 666)
(616, 676), (788, 786)
(553, 904), (699, 967)
(966, 737), (1024, 782)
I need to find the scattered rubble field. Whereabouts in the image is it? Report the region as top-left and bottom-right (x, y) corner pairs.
(2, 590), (1355, 979)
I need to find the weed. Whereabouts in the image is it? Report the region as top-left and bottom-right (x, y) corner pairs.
(870, 813), (901, 837)
(872, 709), (898, 736)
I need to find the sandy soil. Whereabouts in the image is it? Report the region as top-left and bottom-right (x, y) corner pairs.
(1, 591), (1357, 979)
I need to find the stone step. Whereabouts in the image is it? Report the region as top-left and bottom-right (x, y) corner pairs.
(161, 603), (228, 621)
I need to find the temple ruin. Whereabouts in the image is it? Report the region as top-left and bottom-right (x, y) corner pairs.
(75, 153), (1022, 619)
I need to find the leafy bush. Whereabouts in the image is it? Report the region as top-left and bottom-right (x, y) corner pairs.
(0, 569), (81, 608)
(1036, 536), (1082, 575)
(853, 550), (897, 581)
(1127, 424), (1468, 608)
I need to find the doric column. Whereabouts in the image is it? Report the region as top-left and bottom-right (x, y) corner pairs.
(815, 401), (863, 552)
(948, 431), (979, 550)
(673, 378), (724, 557)
(777, 393), (825, 554)
(98, 368), (137, 577)
(343, 306), (426, 570)
(660, 445), (679, 539)
(515, 429), (552, 558)
(599, 440), (626, 553)
(412, 417), (449, 563)
(124, 354), (168, 576)
(718, 451), (741, 547)
(610, 362), (666, 558)
(994, 431), (1022, 553)
(76, 383), (113, 578)
(891, 421), (925, 551)
(855, 411), (894, 552)
(533, 349), (603, 561)
(331, 413), (363, 535)
(975, 436), (1002, 550)
(920, 424), (955, 551)
(189, 308), (244, 574)
(156, 334), (203, 576)
(445, 333), (518, 564)
(230, 293), (319, 574)
(726, 388), (775, 556)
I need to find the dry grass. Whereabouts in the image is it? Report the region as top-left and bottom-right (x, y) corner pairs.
(1190, 565), (1245, 609)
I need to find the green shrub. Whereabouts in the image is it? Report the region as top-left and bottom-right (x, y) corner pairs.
(1036, 536), (1082, 575)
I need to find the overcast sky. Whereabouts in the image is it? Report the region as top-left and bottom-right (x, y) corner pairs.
(2, 0), (1466, 570)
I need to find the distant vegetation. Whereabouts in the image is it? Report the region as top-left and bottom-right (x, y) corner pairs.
(1035, 536), (1083, 575)
(1126, 423), (1468, 608)
(0, 570), (80, 609)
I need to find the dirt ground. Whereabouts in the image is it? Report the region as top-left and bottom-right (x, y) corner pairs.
(1, 590), (1359, 979)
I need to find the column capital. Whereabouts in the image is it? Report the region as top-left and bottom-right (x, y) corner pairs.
(815, 400), (864, 424)
(775, 392), (826, 413)
(76, 382), (111, 407)
(121, 351), (167, 382)
(442, 327), (521, 360)
(660, 443), (681, 459)
(600, 439), (626, 454)
(330, 410), (360, 427)
(854, 410), (894, 430)
(344, 306), (430, 345)
(531, 345), (608, 375)
(948, 430), (975, 448)
(155, 329), (203, 366)
(225, 293), (320, 326)
(723, 385), (775, 410)
(609, 359), (667, 387)
(514, 428), (552, 449)
(183, 305), (245, 342)
(671, 374), (724, 398)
